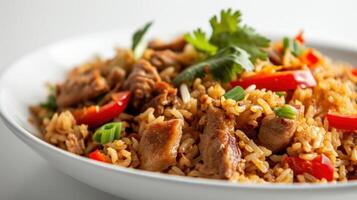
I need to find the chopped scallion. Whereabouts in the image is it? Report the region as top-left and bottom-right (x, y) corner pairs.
(223, 86), (245, 101)
(276, 91), (287, 97)
(274, 105), (297, 119)
(283, 37), (305, 57)
(92, 122), (123, 145)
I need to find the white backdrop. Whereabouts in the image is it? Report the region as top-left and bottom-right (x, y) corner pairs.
(1, 0), (357, 199)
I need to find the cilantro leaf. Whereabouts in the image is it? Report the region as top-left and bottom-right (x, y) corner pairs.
(210, 25), (270, 62)
(184, 29), (217, 55)
(210, 9), (241, 38)
(173, 46), (253, 85)
(131, 22), (153, 51)
(184, 9), (270, 64)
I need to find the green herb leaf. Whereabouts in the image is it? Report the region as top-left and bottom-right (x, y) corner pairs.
(210, 9), (241, 38)
(283, 37), (305, 57)
(92, 122), (123, 145)
(173, 46), (253, 85)
(274, 105), (297, 119)
(224, 86), (245, 101)
(184, 29), (217, 55)
(185, 8), (270, 65)
(132, 22), (153, 51)
(40, 85), (57, 111)
(275, 91), (287, 97)
(210, 26), (270, 62)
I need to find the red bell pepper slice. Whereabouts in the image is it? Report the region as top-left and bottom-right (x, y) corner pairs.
(303, 49), (319, 66)
(230, 70), (316, 91)
(285, 154), (334, 181)
(88, 150), (110, 163)
(294, 31), (304, 44)
(352, 68), (357, 76)
(74, 91), (131, 128)
(327, 112), (357, 131)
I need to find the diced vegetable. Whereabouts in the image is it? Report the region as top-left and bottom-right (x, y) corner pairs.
(88, 150), (110, 163)
(92, 122), (123, 144)
(73, 91), (131, 128)
(285, 154), (334, 181)
(230, 70), (317, 91)
(352, 68), (357, 76)
(294, 31), (304, 44)
(301, 49), (319, 66)
(275, 91), (287, 97)
(327, 112), (357, 131)
(274, 105), (297, 119)
(283, 37), (305, 57)
(224, 86), (245, 101)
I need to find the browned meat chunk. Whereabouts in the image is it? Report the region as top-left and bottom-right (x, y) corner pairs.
(106, 67), (126, 88)
(98, 67), (127, 105)
(123, 59), (161, 107)
(199, 107), (240, 179)
(138, 119), (183, 171)
(142, 82), (177, 114)
(268, 49), (282, 65)
(56, 69), (109, 107)
(148, 36), (186, 52)
(106, 48), (135, 72)
(258, 114), (297, 153)
(149, 49), (197, 72)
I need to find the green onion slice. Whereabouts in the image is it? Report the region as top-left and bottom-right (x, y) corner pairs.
(224, 86), (245, 101)
(274, 105), (297, 119)
(92, 122), (123, 145)
(275, 91), (287, 97)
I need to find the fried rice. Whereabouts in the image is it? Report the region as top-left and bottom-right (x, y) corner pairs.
(29, 11), (357, 184)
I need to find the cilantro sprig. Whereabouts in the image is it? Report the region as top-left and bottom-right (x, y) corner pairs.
(174, 9), (269, 85)
(184, 29), (217, 55)
(185, 9), (270, 63)
(173, 46), (253, 85)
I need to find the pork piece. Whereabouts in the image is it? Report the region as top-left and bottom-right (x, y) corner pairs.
(268, 49), (282, 65)
(98, 67), (127, 105)
(123, 59), (161, 107)
(138, 119), (183, 171)
(258, 114), (297, 153)
(150, 49), (199, 71)
(106, 67), (126, 88)
(199, 107), (241, 179)
(56, 69), (109, 107)
(148, 36), (186, 52)
(142, 82), (177, 114)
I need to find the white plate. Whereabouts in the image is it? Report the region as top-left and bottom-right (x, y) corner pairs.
(0, 30), (357, 200)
